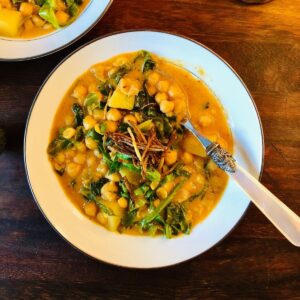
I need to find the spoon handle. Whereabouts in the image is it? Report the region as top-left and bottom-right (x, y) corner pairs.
(231, 164), (300, 246)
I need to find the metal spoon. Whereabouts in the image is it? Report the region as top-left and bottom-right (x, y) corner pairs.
(169, 72), (300, 247)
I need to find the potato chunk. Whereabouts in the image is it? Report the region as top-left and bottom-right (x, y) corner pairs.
(108, 89), (135, 110)
(182, 132), (206, 157)
(0, 9), (22, 37)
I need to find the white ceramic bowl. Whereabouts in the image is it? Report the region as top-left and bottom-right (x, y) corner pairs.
(0, 0), (112, 61)
(24, 31), (264, 268)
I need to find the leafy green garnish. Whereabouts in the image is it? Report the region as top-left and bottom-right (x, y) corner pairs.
(122, 198), (137, 227)
(140, 182), (183, 227)
(86, 128), (102, 142)
(90, 178), (109, 197)
(84, 93), (99, 114)
(74, 126), (84, 141)
(47, 136), (72, 155)
(145, 168), (161, 183)
(95, 199), (114, 216)
(39, 0), (59, 29)
(186, 183), (209, 202)
(135, 83), (156, 109)
(153, 117), (172, 139)
(172, 164), (191, 178)
(118, 179), (130, 199)
(134, 50), (156, 73)
(98, 81), (111, 96)
(118, 122), (130, 132)
(165, 203), (190, 238)
(110, 65), (130, 85)
(72, 103), (84, 126)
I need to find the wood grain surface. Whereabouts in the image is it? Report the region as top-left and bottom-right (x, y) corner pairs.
(0, 0), (300, 299)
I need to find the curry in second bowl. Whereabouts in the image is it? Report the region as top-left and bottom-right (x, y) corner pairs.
(0, 0), (88, 38)
(47, 51), (233, 238)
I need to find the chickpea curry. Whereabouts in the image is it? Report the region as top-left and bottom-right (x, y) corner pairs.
(0, 0), (88, 38)
(48, 51), (233, 238)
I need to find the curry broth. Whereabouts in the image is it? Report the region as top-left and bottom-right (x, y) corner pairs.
(49, 51), (233, 236)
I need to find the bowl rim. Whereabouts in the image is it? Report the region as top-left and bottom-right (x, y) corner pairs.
(24, 29), (265, 269)
(0, 0), (114, 62)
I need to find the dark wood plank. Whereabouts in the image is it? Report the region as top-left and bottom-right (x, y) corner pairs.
(0, 0), (299, 299)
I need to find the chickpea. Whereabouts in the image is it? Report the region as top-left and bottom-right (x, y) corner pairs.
(62, 127), (76, 139)
(93, 109), (105, 121)
(168, 84), (183, 98)
(146, 84), (156, 96)
(32, 15), (45, 27)
(97, 212), (108, 225)
(106, 109), (122, 121)
(102, 181), (118, 193)
(199, 115), (214, 127)
(174, 100), (187, 117)
(87, 156), (96, 167)
(147, 72), (160, 85)
(75, 142), (86, 153)
(93, 149), (102, 159)
(155, 92), (168, 104)
(150, 181), (159, 190)
(105, 120), (118, 133)
(73, 153), (86, 165)
(72, 84), (88, 100)
(83, 115), (96, 130)
(101, 182), (118, 201)
(160, 100), (174, 114)
(96, 161), (108, 176)
(165, 149), (178, 165)
(84, 202), (98, 217)
(156, 187), (168, 200)
(153, 199), (160, 207)
(117, 197), (128, 208)
(119, 78), (140, 96)
(64, 149), (75, 159)
(123, 114), (137, 125)
(85, 137), (97, 150)
(195, 174), (205, 185)
(55, 152), (65, 164)
(156, 80), (170, 93)
(55, 10), (70, 26)
(43, 23), (53, 30)
(19, 2), (34, 16)
(105, 173), (121, 182)
(182, 152), (194, 165)
(66, 162), (81, 177)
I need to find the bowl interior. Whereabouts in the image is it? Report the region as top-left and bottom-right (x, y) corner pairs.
(25, 31), (263, 268)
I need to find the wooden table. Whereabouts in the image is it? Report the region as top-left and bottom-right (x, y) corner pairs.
(1, 0), (299, 298)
